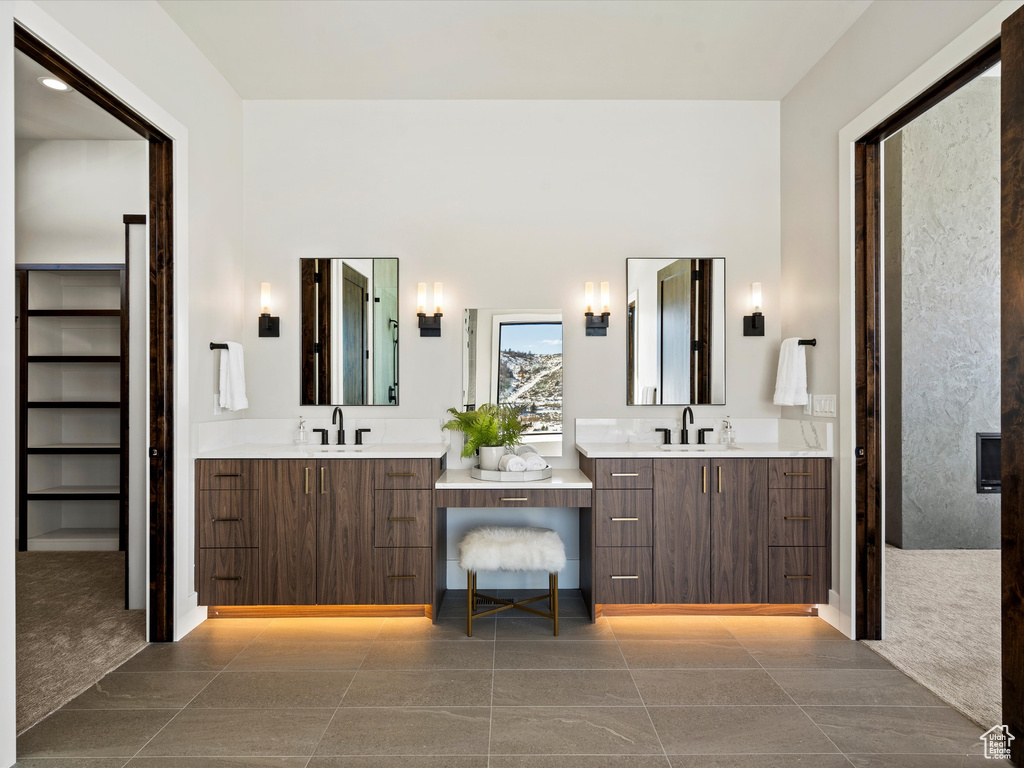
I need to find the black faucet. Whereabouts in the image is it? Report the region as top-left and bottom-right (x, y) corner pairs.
(332, 407), (345, 445)
(655, 428), (672, 445)
(355, 428), (371, 445)
(697, 427), (714, 445)
(681, 407), (694, 445)
(312, 428), (329, 445)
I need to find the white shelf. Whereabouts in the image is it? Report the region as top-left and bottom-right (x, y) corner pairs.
(27, 527), (119, 551)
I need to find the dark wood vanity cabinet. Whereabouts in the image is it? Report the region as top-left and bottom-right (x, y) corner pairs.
(196, 459), (261, 606)
(766, 458), (831, 603)
(317, 460), (375, 605)
(710, 459), (769, 603)
(652, 459), (711, 603)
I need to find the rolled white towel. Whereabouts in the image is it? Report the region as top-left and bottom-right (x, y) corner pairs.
(498, 454), (528, 472)
(523, 453), (548, 471)
(514, 444), (539, 457)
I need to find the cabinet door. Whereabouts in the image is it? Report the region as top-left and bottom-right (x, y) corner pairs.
(260, 460), (317, 605)
(711, 458), (768, 603)
(318, 459), (375, 605)
(653, 460), (711, 603)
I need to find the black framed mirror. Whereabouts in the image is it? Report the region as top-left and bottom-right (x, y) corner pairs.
(300, 257), (399, 405)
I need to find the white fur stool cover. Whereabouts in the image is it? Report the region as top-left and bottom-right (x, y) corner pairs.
(459, 526), (566, 573)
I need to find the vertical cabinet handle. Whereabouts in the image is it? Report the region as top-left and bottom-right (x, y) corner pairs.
(321, 467), (325, 494)
(702, 465), (707, 494)
(304, 467), (309, 495)
(717, 466), (722, 494)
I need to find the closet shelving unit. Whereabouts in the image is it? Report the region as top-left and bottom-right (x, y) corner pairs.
(17, 263), (128, 552)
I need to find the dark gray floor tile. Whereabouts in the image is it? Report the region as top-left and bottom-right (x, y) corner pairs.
(607, 617), (732, 641)
(632, 669), (790, 706)
(341, 670), (492, 706)
(188, 670), (354, 709)
(17, 709), (177, 758)
(63, 672), (216, 709)
(848, 756), (970, 767)
(492, 758), (671, 768)
(14, 760), (130, 767)
(314, 707), (490, 755)
(495, 617), (614, 640)
(619, 640), (758, 670)
(489, 706), (662, 755)
(138, 708), (333, 757)
(769, 669), (946, 706)
(115, 643), (246, 672)
(377, 616), (495, 641)
(307, 758), (488, 767)
(253, 618), (384, 643)
(126, 759), (310, 767)
(359, 640), (495, 670)
(180, 620), (271, 644)
(648, 705), (839, 755)
(668, 757), (851, 767)
(494, 640), (625, 669)
(225, 641), (370, 670)
(803, 705), (984, 755)
(718, 617), (847, 641)
(492, 670), (643, 706)
(743, 639), (895, 669)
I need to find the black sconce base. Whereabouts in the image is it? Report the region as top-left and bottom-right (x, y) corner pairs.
(585, 312), (610, 337)
(259, 314), (280, 337)
(418, 312), (442, 337)
(743, 313), (764, 337)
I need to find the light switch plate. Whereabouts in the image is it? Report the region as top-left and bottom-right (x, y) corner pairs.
(813, 394), (836, 417)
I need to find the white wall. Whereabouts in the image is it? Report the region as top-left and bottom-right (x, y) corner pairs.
(243, 100), (783, 466)
(779, 0), (1006, 635)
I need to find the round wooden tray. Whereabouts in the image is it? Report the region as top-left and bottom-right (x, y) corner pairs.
(469, 465), (552, 482)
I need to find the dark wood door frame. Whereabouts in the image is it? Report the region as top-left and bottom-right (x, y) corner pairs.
(14, 24), (176, 643)
(854, 31), (1021, 762)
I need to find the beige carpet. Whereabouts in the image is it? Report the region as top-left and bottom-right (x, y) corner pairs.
(16, 551), (146, 733)
(863, 544), (1001, 727)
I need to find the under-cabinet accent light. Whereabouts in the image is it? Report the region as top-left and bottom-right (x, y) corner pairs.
(744, 281), (764, 337)
(417, 281), (443, 337)
(38, 76), (71, 92)
(585, 280), (610, 336)
(258, 282), (280, 337)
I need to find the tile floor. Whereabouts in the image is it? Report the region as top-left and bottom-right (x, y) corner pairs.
(14, 590), (1002, 767)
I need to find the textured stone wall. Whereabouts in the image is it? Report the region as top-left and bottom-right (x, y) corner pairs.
(897, 75), (1000, 549)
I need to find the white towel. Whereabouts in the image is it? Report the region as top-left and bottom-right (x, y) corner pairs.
(641, 386), (657, 405)
(514, 444), (539, 457)
(773, 338), (808, 406)
(523, 453), (549, 471)
(498, 454), (528, 472)
(218, 342), (249, 411)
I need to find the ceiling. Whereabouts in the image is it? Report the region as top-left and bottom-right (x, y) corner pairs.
(15, 50), (142, 140)
(158, 0), (873, 100)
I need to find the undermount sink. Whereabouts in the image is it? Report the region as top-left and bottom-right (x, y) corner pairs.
(312, 445), (366, 453)
(658, 444), (712, 451)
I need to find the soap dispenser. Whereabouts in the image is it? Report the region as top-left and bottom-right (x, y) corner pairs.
(294, 416), (308, 445)
(720, 416), (735, 446)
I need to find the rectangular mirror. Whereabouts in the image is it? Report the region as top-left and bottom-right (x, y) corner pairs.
(462, 308), (563, 457)
(300, 257), (399, 405)
(626, 257), (725, 405)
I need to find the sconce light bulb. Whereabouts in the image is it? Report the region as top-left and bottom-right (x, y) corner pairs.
(260, 282), (272, 314)
(600, 281), (610, 314)
(433, 282), (443, 314)
(751, 282), (762, 313)
(584, 282), (594, 313)
(417, 282), (427, 314)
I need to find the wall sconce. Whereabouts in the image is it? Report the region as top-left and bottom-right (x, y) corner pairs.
(743, 281), (764, 337)
(585, 281), (610, 336)
(259, 282), (280, 337)
(417, 282), (443, 337)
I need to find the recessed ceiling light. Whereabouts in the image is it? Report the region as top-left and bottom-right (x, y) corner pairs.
(37, 75), (71, 92)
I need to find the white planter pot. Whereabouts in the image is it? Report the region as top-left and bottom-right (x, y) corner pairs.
(478, 446), (505, 471)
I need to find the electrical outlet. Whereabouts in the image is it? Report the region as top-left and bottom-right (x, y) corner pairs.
(804, 392), (813, 416)
(213, 393), (221, 416)
(813, 394), (836, 418)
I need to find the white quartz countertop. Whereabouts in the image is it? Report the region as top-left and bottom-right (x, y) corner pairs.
(195, 442), (449, 460)
(436, 468), (593, 489)
(575, 442), (833, 459)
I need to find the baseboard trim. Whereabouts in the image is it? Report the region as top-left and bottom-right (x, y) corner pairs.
(206, 605), (430, 619)
(598, 603), (819, 617)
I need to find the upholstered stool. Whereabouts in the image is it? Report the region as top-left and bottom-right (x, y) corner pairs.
(458, 526), (566, 637)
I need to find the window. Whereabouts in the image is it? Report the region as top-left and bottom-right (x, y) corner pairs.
(496, 322), (562, 435)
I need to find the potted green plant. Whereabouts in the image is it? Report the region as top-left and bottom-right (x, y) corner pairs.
(443, 403), (526, 470)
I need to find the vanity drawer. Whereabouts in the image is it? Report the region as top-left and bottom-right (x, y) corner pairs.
(434, 488), (592, 508)
(594, 490), (652, 547)
(768, 546), (829, 604)
(375, 459), (434, 490)
(375, 547), (432, 604)
(198, 490), (259, 548)
(593, 459), (653, 490)
(197, 460), (260, 490)
(768, 459), (829, 489)
(768, 489), (829, 547)
(595, 547), (653, 604)
(375, 490), (432, 547)
(198, 548), (259, 605)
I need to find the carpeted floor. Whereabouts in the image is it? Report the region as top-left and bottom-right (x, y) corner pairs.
(16, 551), (146, 734)
(863, 544), (1001, 727)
